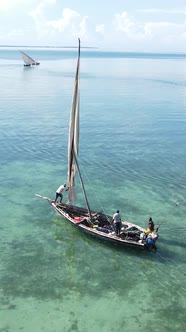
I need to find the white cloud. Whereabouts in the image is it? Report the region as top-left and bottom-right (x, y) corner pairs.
(1, 0), (185, 51)
(111, 10), (186, 50)
(0, 0), (23, 10)
(45, 0), (55, 3)
(79, 16), (89, 39)
(144, 22), (185, 39)
(47, 8), (80, 32)
(8, 29), (24, 38)
(29, 0), (57, 42)
(142, 21), (186, 51)
(138, 8), (186, 15)
(46, 9), (94, 42)
(29, 3), (105, 45)
(30, 0), (56, 22)
(0, 0), (44, 11)
(30, 0), (53, 19)
(114, 12), (136, 34)
(113, 11), (145, 41)
(96, 24), (105, 35)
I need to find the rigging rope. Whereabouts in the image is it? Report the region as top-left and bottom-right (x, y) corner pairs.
(80, 164), (113, 224)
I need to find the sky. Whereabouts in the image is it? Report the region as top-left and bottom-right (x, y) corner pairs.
(0, 0), (186, 52)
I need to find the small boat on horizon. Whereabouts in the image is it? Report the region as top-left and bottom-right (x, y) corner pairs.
(35, 39), (164, 251)
(20, 50), (40, 66)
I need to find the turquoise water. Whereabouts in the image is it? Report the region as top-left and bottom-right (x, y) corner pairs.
(0, 49), (186, 332)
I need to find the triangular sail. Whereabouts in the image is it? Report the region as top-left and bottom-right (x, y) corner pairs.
(20, 50), (37, 65)
(67, 39), (92, 217)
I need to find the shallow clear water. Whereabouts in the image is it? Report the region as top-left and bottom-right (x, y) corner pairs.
(0, 49), (186, 332)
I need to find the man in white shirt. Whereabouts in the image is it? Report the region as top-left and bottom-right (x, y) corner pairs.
(55, 184), (67, 203)
(112, 210), (122, 236)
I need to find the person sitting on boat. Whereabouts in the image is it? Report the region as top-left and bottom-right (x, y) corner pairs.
(55, 183), (68, 203)
(145, 217), (155, 235)
(146, 233), (155, 246)
(148, 217), (154, 231)
(112, 210), (121, 236)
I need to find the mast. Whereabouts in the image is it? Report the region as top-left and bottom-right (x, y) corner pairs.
(73, 151), (92, 219)
(67, 38), (92, 219)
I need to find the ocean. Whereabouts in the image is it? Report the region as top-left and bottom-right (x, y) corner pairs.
(0, 48), (186, 332)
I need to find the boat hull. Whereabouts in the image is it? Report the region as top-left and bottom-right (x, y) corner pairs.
(50, 201), (155, 250)
(35, 194), (158, 250)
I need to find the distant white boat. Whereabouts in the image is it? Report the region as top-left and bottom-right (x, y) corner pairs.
(20, 50), (40, 66)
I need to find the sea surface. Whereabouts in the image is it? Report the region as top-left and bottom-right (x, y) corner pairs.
(0, 48), (186, 332)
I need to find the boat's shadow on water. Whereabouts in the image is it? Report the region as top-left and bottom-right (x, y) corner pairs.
(149, 237), (186, 265)
(54, 217), (185, 263)
(160, 238), (186, 249)
(84, 234), (186, 265)
(54, 218), (175, 262)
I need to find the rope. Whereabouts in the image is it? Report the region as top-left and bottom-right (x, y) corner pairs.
(156, 202), (179, 233)
(80, 165), (113, 225)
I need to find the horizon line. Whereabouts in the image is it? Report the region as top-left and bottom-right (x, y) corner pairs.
(0, 45), (98, 49)
(0, 45), (186, 55)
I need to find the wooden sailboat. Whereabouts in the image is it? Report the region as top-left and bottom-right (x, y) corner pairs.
(36, 39), (159, 250)
(20, 50), (40, 66)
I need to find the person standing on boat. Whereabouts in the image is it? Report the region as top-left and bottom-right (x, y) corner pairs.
(112, 210), (122, 236)
(55, 184), (67, 203)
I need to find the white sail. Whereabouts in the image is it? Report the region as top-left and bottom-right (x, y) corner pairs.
(20, 50), (39, 66)
(67, 39), (80, 202)
(67, 39), (92, 217)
